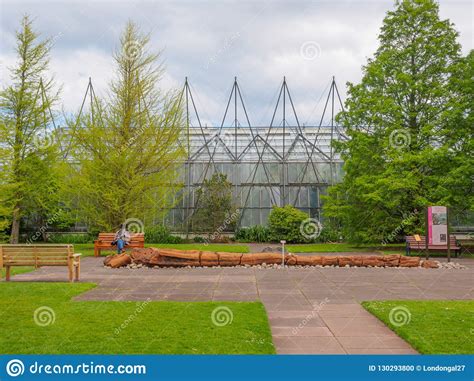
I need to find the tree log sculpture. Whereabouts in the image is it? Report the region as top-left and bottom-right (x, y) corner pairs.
(103, 248), (439, 269)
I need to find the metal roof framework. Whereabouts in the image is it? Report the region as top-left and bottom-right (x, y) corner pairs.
(175, 76), (347, 232)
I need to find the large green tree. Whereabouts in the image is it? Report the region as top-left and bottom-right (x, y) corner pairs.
(66, 22), (185, 231)
(323, 0), (470, 243)
(0, 16), (62, 243)
(192, 173), (237, 236)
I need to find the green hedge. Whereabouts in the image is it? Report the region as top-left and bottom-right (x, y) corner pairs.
(144, 225), (183, 244)
(235, 225), (271, 242)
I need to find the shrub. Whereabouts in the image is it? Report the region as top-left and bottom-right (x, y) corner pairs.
(193, 236), (205, 243)
(144, 225), (183, 244)
(47, 233), (93, 244)
(235, 225), (271, 242)
(268, 205), (313, 243)
(316, 226), (342, 243)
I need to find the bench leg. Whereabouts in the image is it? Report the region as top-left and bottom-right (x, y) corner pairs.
(94, 247), (99, 257)
(74, 262), (80, 281)
(68, 263), (73, 282)
(5, 266), (11, 281)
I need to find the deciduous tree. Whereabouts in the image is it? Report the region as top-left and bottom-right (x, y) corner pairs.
(0, 16), (61, 243)
(66, 21), (185, 231)
(323, 0), (467, 243)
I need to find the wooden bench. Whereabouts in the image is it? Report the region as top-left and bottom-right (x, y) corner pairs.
(0, 244), (81, 282)
(94, 232), (145, 257)
(405, 235), (460, 257)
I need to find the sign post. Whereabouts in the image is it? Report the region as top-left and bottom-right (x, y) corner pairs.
(447, 207), (451, 263)
(425, 208), (429, 259)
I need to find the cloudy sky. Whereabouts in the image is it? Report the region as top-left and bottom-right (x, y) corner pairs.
(0, 0), (472, 127)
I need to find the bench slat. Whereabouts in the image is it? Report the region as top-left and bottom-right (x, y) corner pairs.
(3, 252), (70, 256)
(5, 256), (70, 261)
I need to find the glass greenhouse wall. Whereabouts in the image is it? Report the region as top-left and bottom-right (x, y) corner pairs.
(162, 77), (347, 232)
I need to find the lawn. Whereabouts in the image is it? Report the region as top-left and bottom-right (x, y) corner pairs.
(286, 242), (405, 254)
(362, 300), (474, 354)
(0, 283), (275, 354)
(75, 243), (250, 257)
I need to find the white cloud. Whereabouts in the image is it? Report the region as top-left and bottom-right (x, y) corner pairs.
(0, 0), (472, 126)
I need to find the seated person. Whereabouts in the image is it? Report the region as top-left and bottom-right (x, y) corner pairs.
(113, 224), (131, 254)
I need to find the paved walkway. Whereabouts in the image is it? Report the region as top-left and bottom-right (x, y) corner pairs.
(9, 257), (474, 354)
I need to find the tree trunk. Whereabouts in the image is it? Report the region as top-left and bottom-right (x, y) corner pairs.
(10, 206), (21, 244)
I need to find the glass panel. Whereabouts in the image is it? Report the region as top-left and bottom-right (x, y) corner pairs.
(288, 164), (298, 182)
(268, 163), (280, 183)
(289, 187), (298, 205)
(271, 187), (281, 206)
(310, 187), (318, 208)
(241, 163), (255, 183)
(300, 187), (309, 207)
(241, 209), (251, 227)
(261, 208), (270, 225)
(249, 187), (260, 207)
(254, 164), (267, 183)
(250, 209), (260, 226)
(261, 188), (271, 207)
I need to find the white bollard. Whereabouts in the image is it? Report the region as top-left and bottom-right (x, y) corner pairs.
(280, 240), (286, 268)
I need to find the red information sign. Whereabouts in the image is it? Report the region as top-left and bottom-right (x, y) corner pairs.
(427, 206), (447, 245)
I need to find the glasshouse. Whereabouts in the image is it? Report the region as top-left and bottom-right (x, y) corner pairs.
(166, 77), (347, 231)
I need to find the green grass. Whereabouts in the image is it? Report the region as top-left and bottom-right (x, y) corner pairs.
(362, 300), (474, 354)
(73, 243), (249, 257)
(286, 243), (405, 253)
(0, 283), (275, 354)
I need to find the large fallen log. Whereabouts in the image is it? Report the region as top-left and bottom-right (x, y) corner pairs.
(200, 251), (219, 266)
(296, 255), (322, 266)
(130, 247), (161, 265)
(383, 254), (401, 267)
(322, 256), (338, 266)
(285, 254), (298, 265)
(218, 252), (243, 266)
(105, 253), (132, 268)
(338, 256), (353, 267)
(241, 253), (282, 265)
(158, 249), (201, 267)
(104, 248), (433, 269)
(399, 256), (421, 267)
